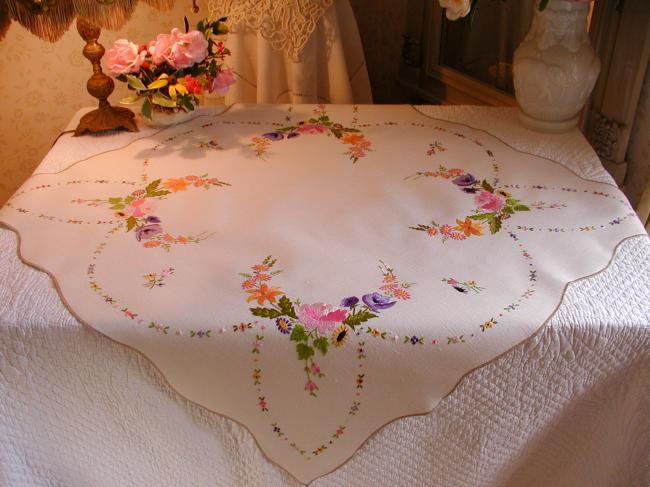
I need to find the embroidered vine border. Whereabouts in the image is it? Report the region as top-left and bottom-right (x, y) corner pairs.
(3, 104), (638, 465)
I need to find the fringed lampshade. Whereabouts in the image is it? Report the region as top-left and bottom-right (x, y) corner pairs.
(0, 0), (176, 135)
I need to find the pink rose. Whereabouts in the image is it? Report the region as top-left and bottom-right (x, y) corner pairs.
(297, 303), (347, 334)
(475, 191), (504, 212)
(105, 39), (146, 75)
(209, 68), (236, 95)
(148, 28), (208, 69)
(296, 124), (327, 135)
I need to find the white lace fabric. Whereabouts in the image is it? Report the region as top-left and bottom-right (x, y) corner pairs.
(208, 0), (334, 60)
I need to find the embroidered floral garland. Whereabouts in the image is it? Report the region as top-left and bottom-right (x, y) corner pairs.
(240, 257), (413, 396)
(249, 105), (372, 163)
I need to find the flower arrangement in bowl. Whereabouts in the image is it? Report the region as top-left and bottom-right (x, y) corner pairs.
(105, 17), (236, 125)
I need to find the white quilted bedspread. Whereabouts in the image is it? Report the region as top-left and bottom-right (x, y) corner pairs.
(1, 106), (649, 487)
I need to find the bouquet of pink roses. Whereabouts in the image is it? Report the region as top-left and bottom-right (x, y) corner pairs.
(105, 17), (236, 120)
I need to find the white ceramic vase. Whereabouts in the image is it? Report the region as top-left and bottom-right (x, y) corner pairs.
(143, 107), (196, 128)
(513, 0), (600, 133)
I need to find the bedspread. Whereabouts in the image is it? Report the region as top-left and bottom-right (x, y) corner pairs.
(1, 105), (648, 487)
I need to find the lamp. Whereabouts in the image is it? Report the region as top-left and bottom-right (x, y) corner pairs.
(0, 0), (175, 135)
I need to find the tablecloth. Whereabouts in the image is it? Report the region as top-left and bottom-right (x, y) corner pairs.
(3, 109), (648, 485)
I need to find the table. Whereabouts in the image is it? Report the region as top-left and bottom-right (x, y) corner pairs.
(0, 105), (648, 487)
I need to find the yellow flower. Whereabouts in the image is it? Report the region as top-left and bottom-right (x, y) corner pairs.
(331, 325), (350, 348)
(168, 78), (188, 100)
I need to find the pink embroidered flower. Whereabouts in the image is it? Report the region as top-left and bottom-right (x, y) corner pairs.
(296, 124), (327, 135)
(125, 198), (154, 217)
(475, 190), (504, 212)
(148, 28), (208, 69)
(105, 39), (146, 75)
(297, 303), (348, 334)
(208, 69), (236, 95)
(305, 380), (318, 394)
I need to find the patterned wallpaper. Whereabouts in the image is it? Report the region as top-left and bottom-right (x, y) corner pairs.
(0, 2), (204, 206)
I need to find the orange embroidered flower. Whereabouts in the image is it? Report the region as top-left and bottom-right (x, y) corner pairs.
(246, 283), (284, 305)
(392, 288), (411, 300)
(252, 264), (270, 272)
(454, 218), (484, 237)
(143, 240), (160, 248)
(163, 178), (190, 192)
(341, 133), (365, 145)
(427, 227), (438, 237)
(163, 234), (175, 242)
(241, 278), (257, 289)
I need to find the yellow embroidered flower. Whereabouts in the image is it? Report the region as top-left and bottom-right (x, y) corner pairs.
(330, 325), (350, 348)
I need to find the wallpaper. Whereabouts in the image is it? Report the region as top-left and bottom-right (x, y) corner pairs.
(626, 62), (650, 209)
(0, 2), (205, 206)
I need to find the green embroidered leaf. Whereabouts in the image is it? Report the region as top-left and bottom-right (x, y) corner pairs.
(343, 128), (361, 133)
(126, 217), (137, 232)
(313, 336), (329, 355)
(278, 295), (297, 319)
(513, 205), (530, 212)
(145, 179), (161, 195)
(488, 217), (502, 234)
(296, 343), (314, 360)
(250, 307), (282, 319)
(481, 180), (494, 193)
(505, 198), (518, 206)
(502, 207), (515, 214)
(470, 213), (492, 220)
(108, 197), (123, 205)
(343, 310), (377, 328)
(110, 204), (125, 210)
(331, 129), (343, 139)
(290, 324), (308, 342)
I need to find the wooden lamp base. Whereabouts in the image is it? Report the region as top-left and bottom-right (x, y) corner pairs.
(74, 17), (138, 136)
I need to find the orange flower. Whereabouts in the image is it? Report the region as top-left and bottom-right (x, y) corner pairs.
(252, 264), (270, 272)
(454, 218), (483, 237)
(341, 133), (365, 145)
(163, 234), (175, 242)
(246, 283), (284, 305)
(143, 240), (160, 248)
(393, 288), (411, 300)
(163, 178), (190, 192)
(427, 227), (438, 237)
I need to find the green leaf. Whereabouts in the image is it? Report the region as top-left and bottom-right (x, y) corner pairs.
(481, 180), (494, 193)
(502, 207), (514, 214)
(119, 95), (140, 105)
(178, 96), (195, 111)
(147, 78), (169, 90)
(278, 296), (297, 319)
(141, 97), (153, 120)
(250, 307), (282, 319)
(296, 343), (314, 361)
(488, 217), (502, 234)
(108, 197), (123, 205)
(470, 213), (492, 220)
(538, 0), (549, 11)
(184, 16), (189, 33)
(126, 217), (137, 232)
(343, 309), (377, 328)
(152, 92), (177, 108)
(313, 336), (329, 355)
(145, 179), (160, 195)
(126, 75), (147, 91)
(290, 324), (308, 342)
(513, 205), (530, 212)
(505, 198), (518, 206)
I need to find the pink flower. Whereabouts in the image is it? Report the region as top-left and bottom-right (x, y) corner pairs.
(148, 28), (208, 69)
(305, 380), (318, 393)
(297, 303), (347, 334)
(105, 39), (146, 75)
(475, 191), (504, 212)
(296, 124), (327, 135)
(125, 198), (154, 218)
(208, 69), (236, 95)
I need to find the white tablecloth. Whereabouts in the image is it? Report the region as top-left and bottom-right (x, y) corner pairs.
(1, 105), (648, 487)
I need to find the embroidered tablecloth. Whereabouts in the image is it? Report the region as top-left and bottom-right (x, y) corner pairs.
(0, 104), (645, 484)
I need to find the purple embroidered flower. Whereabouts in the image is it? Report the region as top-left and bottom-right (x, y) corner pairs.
(453, 285), (468, 293)
(452, 173), (477, 187)
(462, 187), (479, 194)
(410, 335), (420, 345)
(275, 317), (292, 335)
(362, 293), (396, 311)
(341, 296), (359, 307)
(287, 132), (300, 139)
(262, 132), (284, 141)
(135, 224), (162, 241)
(146, 215), (161, 223)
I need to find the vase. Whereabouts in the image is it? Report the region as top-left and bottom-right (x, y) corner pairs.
(513, 0), (600, 133)
(142, 106), (196, 128)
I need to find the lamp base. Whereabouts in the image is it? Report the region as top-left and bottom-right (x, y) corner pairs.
(74, 103), (138, 136)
